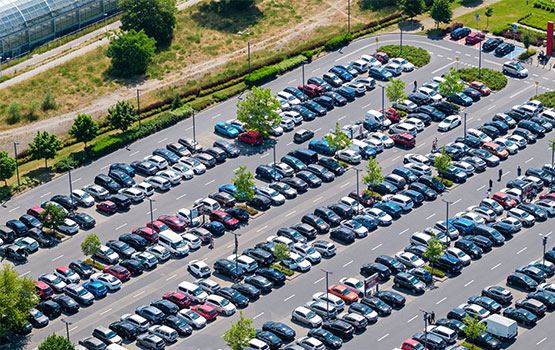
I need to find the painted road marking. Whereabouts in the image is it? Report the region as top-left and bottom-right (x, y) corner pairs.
(8, 206), (20, 213)
(313, 277), (324, 284)
(284, 294), (295, 302)
(166, 274), (177, 281)
(464, 280), (474, 287)
(343, 260), (354, 267)
(372, 243), (382, 251)
(205, 180), (215, 186)
(436, 297), (447, 304)
(517, 247), (527, 254)
(491, 263), (501, 270)
(378, 334), (389, 342)
(253, 312), (264, 320)
(51, 255), (64, 262)
(100, 308), (113, 316)
(285, 210), (297, 217)
(256, 225), (269, 233)
(408, 315), (418, 323)
(115, 223), (127, 230)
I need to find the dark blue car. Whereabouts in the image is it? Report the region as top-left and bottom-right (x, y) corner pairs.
(329, 66), (353, 82)
(447, 92), (473, 106)
(369, 66), (393, 81)
(109, 163), (135, 177)
(308, 140), (335, 156)
(153, 149), (180, 164)
(374, 202), (402, 219)
(450, 27), (471, 40)
(255, 165), (283, 182)
(353, 215), (378, 230)
(449, 218), (476, 235)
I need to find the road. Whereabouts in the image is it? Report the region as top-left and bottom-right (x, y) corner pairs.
(3, 33), (555, 349)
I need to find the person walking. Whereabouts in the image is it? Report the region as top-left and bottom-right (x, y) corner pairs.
(489, 179), (493, 190)
(430, 311), (435, 324)
(517, 166), (522, 177)
(413, 80), (418, 92)
(209, 236), (214, 249)
(498, 168), (503, 181)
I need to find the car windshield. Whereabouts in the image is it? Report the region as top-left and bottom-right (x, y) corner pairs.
(306, 247), (316, 254)
(307, 311), (316, 318)
(220, 298), (230, 306)
(77, 288), (87, 296)
(189, 311), (200, 319)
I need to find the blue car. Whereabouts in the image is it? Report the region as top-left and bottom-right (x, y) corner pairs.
(82, 281), (107, 298)
(447, 92), (473, 106)
(214, 122), (240, 138)
(400, 189), (424, 205)
(329, 66), (353, 82)
(219, 184), (238, 196)
(353, 215), (378, 230)
(203, 221), (226, 236)
(374, 202), (402, 219)
(449, 218), (476, 235)
(308, 140), (335, 156)
(256, 165), (283, 182)
(153, 149), (180, 164)
(369, 66), (393, 81)
(109, 163), (135, 177)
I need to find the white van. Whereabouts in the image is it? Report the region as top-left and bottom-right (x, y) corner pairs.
(365, 109), (391, 128)
(410, 232), (433, 247)
(178, 281), (208, 303)
(482, 314), (518, 341)
(350, 60), (369, 73)
(194, 198), (221, 214)
(148, 325), (178, 343)
(383, 194), (413, 211)
(390, 122), (417, 136)
(158, 230), (190, 257)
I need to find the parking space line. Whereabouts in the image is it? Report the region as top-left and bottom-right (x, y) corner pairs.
(378, 333), (389, 342)
(340, 182), (350, 188)
(484, 59), (502, 66)
(525, 157), (534, 163)
(517, 247), (527, 254)
(205, 180), (215, 186)
(437, 54), (444, 58)
(287, 141), (294, 146)
(227, 243), (234, 248)
(476, 185), (485, 191)
(313, 196), (323, 203)
(532, 73), (539, 77)
(166, 274), (177, 281)
(311, 68), (320, 73)
(19, 271), (30, 278)
(176, 193), (187, 200)
(542, 77), (549, 80)
(260, 153), (270, 159)
(455, 51), (461, 54)
(101, 164), (110, 170)
(487, 105), (496, 111)
(338, 115), (347, 121)
(256, 225), (268, 233)
(157, 137), (168, 144)
(453, 199), (461, 205)
(464, 53), (471, 57)
(147, 208), (158, 215)
(186, 126), (193, 131)
(69, 326), (79, 332)
(71, 177), (81, 183)
(133, 291), (145, 298)
(371, 243), (382, 251)
(509, 84), (533, 98)
(284, 294), (295, 302)
(392, 155), (401, 161)
(436, 297), (447, 305)
(314, 128), (322, 132)
(285, 210), (297, 217)
(115, 223), (127, 230)
(8, 206), (20, 213)
(211, 113), (222, 120)
(51, 254), (64, 262)
(501, 171), (510, 178)
(40, 191), (51, 198)
(287, 79), (296, 84)
(491, 263), (501, 270)
(343, 260), (354, 267)
(362, 103), (372, 109)
(129, 150), (140, 157)
(399, 228), (409, 235)
(407, 315), (418, 323)
(537, 337), (547, 345)
(253, 312), (264, 320)
(464, 280), (474, 287)
(313, 277), (324, 284)
(100, 308), (113, 316)
(431, 61), (455, 74)
(426, 213), (436, 220)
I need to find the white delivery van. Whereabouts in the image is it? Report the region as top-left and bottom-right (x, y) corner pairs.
(158, 230), (190, 257)
(482, 314), (518, 341)
(365, 109), (391, 128)
(178, 281), (208, 303)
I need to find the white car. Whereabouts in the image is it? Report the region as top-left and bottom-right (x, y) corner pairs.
(404, 118), (424, 132)
(364, 137), (384, 152)
(452, 161), (475, 177)
(178, 157), (206, 175)
(277, 97), (291, 111)
(311, 240), (336, 257)
(339, 277), (365, 297)
(360, 54), (382, 67)
(354, 76), (375, 90)
(438, 115), (461, 132)
(418, 87), (442, 102)
(459, 303), (490, 320)
(257, 187), (286, 206)
(346, 82), (366, 95)
(38, 273), (67, 292)
(395, 251), (425, 268)
(118, 187), (145, 202)
(227, 254), (258, 273)
(147, 245), (171, 262)
(268, 162), (294, 177)
(280, 118), (295, 131)
(296, 336), (325, 350)
(71, 189), (95, 207)
(291, 306), (323, 328)
(493, 138), (519, 155)
(534, 199), (555, 215)
(500, 187), (523, 203)
(156, 170), (182, 185)
(433, 76), (446, 84)
(363, 207), (392, 225)
(177, 309), (206, 329)
(148, 325), (177, 343)
(404, 163), (432, 176)
(403, 153), (430, 165)
(466, 206), (496, 222)
(383, 194), (414, 211)
(182, 233), (202, 250)
(393, 99), (417, 113)
(194, 278), (221, 294)
(206, 295), (236, 316)
(391, 57), (415, 71)
(91, 273), (121, 291)
(339, 196), (363, 213)
(143, 155), (168, 170)
(144, 176), (171, 191)
(312, 292), (345, 311)
(291, 243), (322, 264)
(507, 208), (535, 226)
(340, 219), (368, 238)
(467, 128), (492, 143)
(271, 125), (284, 136)
(281, 111), (303, 125)
(278, 91), (301, 106)
(507, 134), (527, 149)
(455, 211), (485, 225)
(283, 252), (311, 272)
(305, 300), (338, 318)
(134, 182), (154, 196)
(517, 175), (543, 190)
(54, 267), (80, 284)
(58, 218), (79, 234)
(82, 184), (109, 201)
(176, 208), (201, 227)
(131, 251), (158, 268)
(369, 132), (394, 148)
(335, 149), (361, 164)
(188, 259), (211, 278)
(121, 313), (149, 332)
(538, 282), (555, 294)
(170, 163), (195, 180)
(446, 247), (471, 266)
(385, 62), (403, 76)
(193, 197), (221, 214)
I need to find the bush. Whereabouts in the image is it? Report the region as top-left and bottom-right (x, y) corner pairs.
(237, 204), (259, 216)
(457, 67), (508, 91)
(534, 0), (555, 11)
(271, 264), (294, 276)
(518, 49), (537, 60)
(423, 265), (446, 278)
(461, 342), (483, 350)
(274, 55), (307, 74)
(534, 91), (555, 108)
(363, 189), (382, 201)
(434, 176), (453, 187)
(301, 50), (314, 61)
(245, 66), (279, 86)
(212, 82), (247, 102)
(53, 157), (79, 173)
(324, 33), (353, 51)
(492, 25), (546, 46)
(520, 13), (553, 31)
(84, 258), (105, 270)
(337, 161), (350, 169)
(377, 44), (431, 67)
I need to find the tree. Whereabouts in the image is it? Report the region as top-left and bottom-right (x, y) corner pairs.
(81, 233), (101, 264)
(402, 0), (424, 18)
(236, 86), (281, 137)
(29, 131), (61, 168)
(108, 100), (138, 132)
(0, 264), (37, 338)
(423, 238), (444, 276)
(438, 67), (464, 99)
(484, 7), (493, 29)
(171, 93), (184, 110)
(362, 157), (384, 189)
(120, 0), (177, 44)
(39, 334), (75, 350)
(6, 101), (22, 124)
(41, 91), (57, 111)
(434, 146), (452, 181)
(222, 311), (256, 350)
(106, 29), (156, 77)
(324, 122), (351, 151)
(386, 78), (406, 105)
(522, 33), (532, 50)
(463, 315), (487, 349)
(232, 166), (255, 202)
(273, 242), (290, 263)
(0, 151), (16, 187)
(26, 100), (40, 121)
(40, 204), (67, 232)
(431, 0), (452, 29)
(69, 114), (99, 147)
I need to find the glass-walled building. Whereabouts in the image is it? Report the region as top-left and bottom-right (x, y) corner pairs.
(0, 0), (119, 60)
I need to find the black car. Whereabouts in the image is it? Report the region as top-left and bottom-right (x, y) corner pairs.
(439, 166), (467, 183)
(431, 254), (462, 274)
(281, 177), (309, 193)
(407, 267), (433, 284)
(106, 240), (136, 259)
(301, 214), (330, 234)
(294, 129), (315, 143)
(68, 212), (96, 229)
(516, 265), (546, 283)
(412, 332), (446, 350)
(163, 315), (193, 336)
(136, 305), (165, 325)
(51, 195), (77, 211)
(360, 262), (390, 280)
(468, 235), (493, 252)
(151, 299), (180, 316)
(108, 194), (131, 210)
(109, 321), (138, 341)
(268, 182), (297, 199)
(407, 92), (431, 106)
(360, 296), (392, 316)
(69, 260), (94, 280)
(479, 125), (500, 139)
(232, 283), (261, 300)
(323, 91), (347, 106)
(417, 105), (445, 122)
(328, 203), (353, 220)
(52, 295), (80, 314)
(330, 228), (355, 244)
(370, 181), (397, 195)
(256, 267), (285, 285)
(131, 160), (158, 176)
(93, 175), (122, 194)
(447, 307), (468, 322)
(307, 164), (335, 182)
(301, 101), (327, 116)
(5, 220), (27, 238)
(166, 143), (191, 158)
(495, 42), (515, 56)
(375, 255), (406, 274)
(463, 87), (481, 102)
(507, 272), (538, 291)
(313, 96), (335, 110)
(418, 175), (445, 193)
(408, 182), (437, 200)
(214, 258), (244, 280)
(291, 105), (316, 121)
(454, 238), (483, 259)
(318, 157), (345, 176)
(456, 135), (483, 149)
(314, 206), (342, 226)
(404, 244), (428, 260)
(109, 170), (136, 188)
(432, 101), (458, 115)
(26, 228), (55, 247)
(321, 319), (354, 340)
(0, 244), (28, 263)
(484, 120), (509, 135)
(407, 112), (432, 126)
(473, 225), (505, 246)
(469, 295), (502, 313)
(213, 140), (240, 158)
(528, 291), (555, 310)
(374, 290), (405, 308)
(120, 259), (144, 276)
(244, 276), (272, 293)
(119, 233), (148, 251)
(37, 300), (61, 318)
(153, 149), (179, 164)
(290, 223), (317, 240)
(394, 272), (425, 293)
(297, 170), (322, 187)
(374, 202), (402, 219)
(308, 328), (343, 348)
(503, 307), (537, 326)
(28, 308), (49, 328)
(483, 38), (503, 51)
(334, 87), (356, 101)
(217, 287), (249, 308)
(436, 318), (466, 336)
(249, 195), (272, 211)
(255, 330), (282, 350)
(205, 147), (227, 163)
(473, 332), (501, 350)
(243, 248), (274, 267)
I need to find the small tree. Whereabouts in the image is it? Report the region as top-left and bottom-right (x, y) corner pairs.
(484, 7), (493, 29)
(362, 156), (384, 191)
(236, 86), (281, 137)
(0, 264), (38, 338)
(106, 29), (156, 77)
(39, 334), (75, 350)
(431, 0), (452, 29)
(232, 166), (256, 202)
(108, 100), (138, 132)
(438, 67), (464, 99)
(120, 0), (177, 44)
(463, 315), (488, 349)
(81, 233), (101, 264)
(40, 203), (67, 232)
(423, 238), (444, 276)
(386, 78), (407, 105)
(6, 101), (22, 124)
(402, 0), (425, 18)
(41, 91), (57, 111)
(434, 146), (452, 181)
(0, 151), (16, 186)
(171, 93), (184, 110)
(69, 114), (99, 147)
(273, 242), (290, 263)
(26, 100), (40, 121)
(324, 122), (351, 151)
(222, 311), (256, 350)
(29, 131), (61, 168)
(522, 33), (532, 50)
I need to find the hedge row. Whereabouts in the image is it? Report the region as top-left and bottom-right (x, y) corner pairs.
(492, 25), (547, 46)
(534, 91), (555, 108)
(534, 0), (555, 12)
(270, 264), (295, 277)
(377, 45), (431, 67)
(518, 49), (537, 60)
(457, 67), (508, 91)
(324, 33), (354, 51)
(519, 13), (552, 31)
(433, 176), (453, 187)
(423, 265), (446, 278)
(245, 54), (308, 86)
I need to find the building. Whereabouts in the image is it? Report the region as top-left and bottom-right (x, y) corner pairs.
(0, 0), (119, 60)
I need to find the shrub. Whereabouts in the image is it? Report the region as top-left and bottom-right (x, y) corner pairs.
(274, 55), (307, 74)
(377, 44), (431, 67)
(492, 25), (546, 46)
(518, 49), (536, 60)
(53, 157), (79, 172)
(301, 50), (314, 61)
(461, 342), (483, 350)
(212, 82), (247, 102)
(423, 265), (446, 278)
(270, 264), (294, 276)
(337, 161), (350, 169)
(457, 67), (508, 91)
(190, 95), (215, 110)
(84, 258), (105, 270)
(519, 13), (553, 31)
(6, 102), (22, 124)
(434, 176), (453, 187)
(324, 33), (353, 52)
(245, 66), (279, 86)
(237, 204), (259, 216)
(534, 91), (555, 108)
(41, 91), (57, 111)
(363, 189), (382, 201)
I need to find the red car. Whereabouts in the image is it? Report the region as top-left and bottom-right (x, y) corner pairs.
(372, 52), (389, 64)
(27, 206), (49, 221)
(96, 201), (117, 214)
(35, 281), (53, 300)
(465, 32), (485, 45)
(401, 338), (424, 350)
(348, 190), (375, 207)
(157, 215), (187, 232)
(192, 304), (218, 321)
(540, 192), (555, 202)
(163, 292), (191, 309)
(379, 108), (401, 123)
(492, 192), (517, 209)
(146, 220), (169, 233)
(328, 284), (358, 304)
(103, 265), (131, 282)
(482, 142), (508, 160)
(238, 131), (263, 146)
(132, 227), (159, 244)
(391, 133), (416, 148)
(469, 81), (491, 96)
(209, 210), (239, 230)
(297, 84), (324, 98)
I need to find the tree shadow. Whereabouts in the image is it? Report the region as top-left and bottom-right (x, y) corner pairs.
(25, 167), (54, 183)
(461, 0), (483, 7)
(191, 1), (264, 34)
(399, 19), (425, 32)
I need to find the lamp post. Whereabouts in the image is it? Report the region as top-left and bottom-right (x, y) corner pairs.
(272, 141), (277, 174)
(147, 198), (155, 231)
(61, 319), (72, 341)
(192, 109), (199, 144)
(136, 89), (142, 129)
(232, 232), (241, 281)
(400, 16), (405, 55)
(354, 168), (361, 213)
(542, 235), (549, 266)
(322, 269), (333, 319)
(420, 309), (430, 350)
(442, 199), (453, 237)
(301, 60), (308, 86)
(13, 142), (20, 187)
(104, 13), (108, 33)
(377, 84), (385, 115)
(463, 112), (468, 145)
(549, 140), (555, 190)
(348, 0), (351, 34)
(248, 41), (252, 77)
(68, 166), (74, 213)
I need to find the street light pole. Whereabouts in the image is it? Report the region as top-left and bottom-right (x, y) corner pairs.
(61, 319), (72, 341)
(542, 235), (549, 266)
(192, 109), (198, 144)
(272, 141), (277, 174)
(322, 269), (333, 319)
(232, 232), (241, 281)
(13, 142), (20, 187)
(354, 168), (361, 213)
(137, 89), (142, 129)
(301, 61), (307, 87)
(147, 198), (155, 231)
(248, 41), (252, 77)
(348, 0), (351, 34)
(478, 39), (482, 79)
(68, 166), (74, 212)
(550, 140), (555, 190)
(400, 16), (404, 55)
(420, 309), (430, 350)
(378, 85), (385, 115)
(463, 112), (468, 145)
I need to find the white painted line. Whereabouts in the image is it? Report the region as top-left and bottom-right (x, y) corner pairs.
(335, 42), (374, 61)
(69, 326), (79, 332)
(40, 191), (51, 198)
(211, 113), (222, 120)
(101, 164), (110, 170)
(287, 142), (294, 146)
(313, 277), (324, 284)
(256, 225), (269, 233)
(71, 177), (81, 183)
(467, 117), (474, 121)
(100, 307), (113, 316)
(371, 243), (382, 251)
(312, 68), (321, 73)
(51, 254), (64, 262)
(536, 337), (547, 346)
(147, 208), (158, 215)
(253, 312), (264, 320)
(431, 61), (455, 74)
(129, 150), (140, 157)
(487, 105), (496, 111)
(476, 185), (485, 191)
(362, 103), (372, 109)
(338, 115), (347, 121)
(19, 271), (30, 278)
(464, 280), (474, 287)
(437, 54), (444, 58)
(377, 333), (389, 342)
(115, 223), (128, 230)
(501, 170), (510, 178)
(484, 59), (502, 66)
(436, 297), (447, 305)
(517, 247), (527, 255)
(446, 57), (453, 60)
(532, 73), (539, 77)
(284, 294), (295, 302)
(260, 153), (270, 159)
(133, 291), (145, 298)
(340, 182), (351, 188)
(343, 260), (354, 267)
(509, 84), (533, 99)
(491, 263), (501, 270)
(391, 155), (401, 162)
(234, 167), (240, 172)
(157, 137), (168, 144)
(176, 193), (187, 200)
(8, 206), (20, 213)
(453, 199), (461, 205)
(455, 51), (461, 54)
(205, 180), (215, 186)
(166, 274), (177, 281)
(407, 315), (418, 323)
(542, 77), (549, 80)
(464, 53), (471, 57)
(525, 157), (534, 163)
(314, 128), (322, 132)
(227, 243), (234, 248)
(426, 213), (436, 220)
(287, 79), (297, 84)
(399, 228), (409, 235)
(313, 196), (323, 203)
(186, 126), (193, 131)
(547, 231), (552, 236)
(285, 210), (297, 217)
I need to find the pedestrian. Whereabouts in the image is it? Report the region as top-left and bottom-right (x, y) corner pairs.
(517, 166), (522, 177)
(209, 236), (214, 249)
(413, 80), (418, 92)
(430, 311), (435, 324)
(498, 168), (503, 181)
(486, 189), (490, 199)
(489, 179), (493, 189)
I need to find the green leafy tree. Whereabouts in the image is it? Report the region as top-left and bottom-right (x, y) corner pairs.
(0, 264), (38, 338)
(386, 78), (406, 105)
(362, 156), (384, 193)
(108, 100), (138, 132)
(232, 166), (256, 202)
(171, 93), (184, 110)
(41, 91), (57, 111)
(423, 238), (445, 276)
(324, 122), (351, 151)
(39, 334), (75, 350)
(236, 86), (281, 137)
(29, 131), (61, 168)
(484, 7), (493, 29)
(26, 100), (40, 121)
(522, 33), (532, 50)
(463, 315), (488, 349)
(0, 151), (16, 186)
(69, 114), (99, 147)
(402, 0), (424, 18)
(120, 0), (177, 44)
(106, 29), (156, 77)
(431, 0), (452, 29)
(40, 203), (67, 232)
(222, 311), (256, 350)
(434, 146), (452, 181)
(438, 67), (464, 98)
(81, 233), (101, 264)
(273, 242), (290, 263)
(6, 101), (22, 124)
